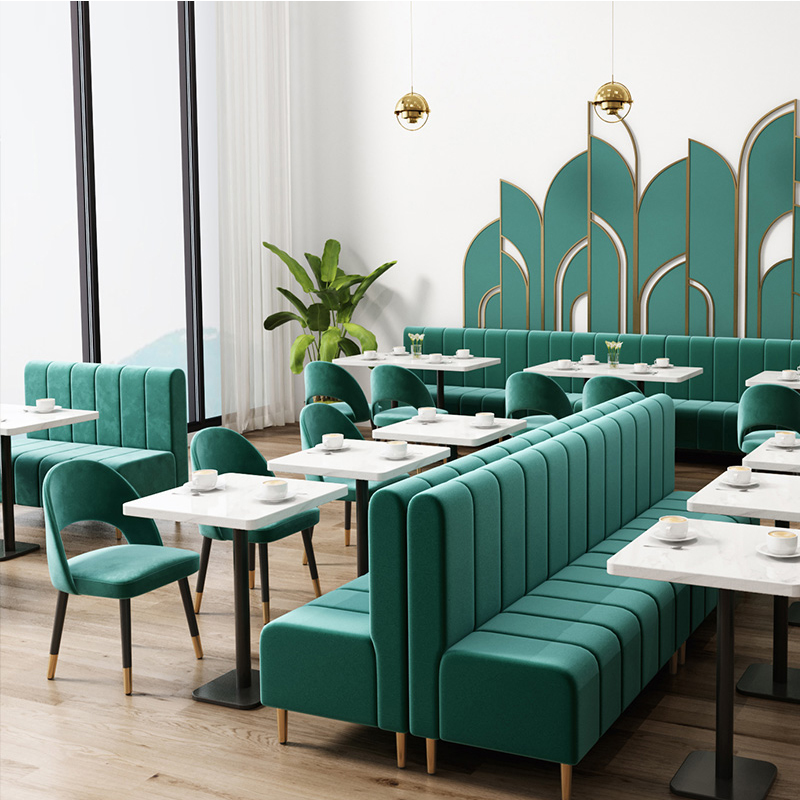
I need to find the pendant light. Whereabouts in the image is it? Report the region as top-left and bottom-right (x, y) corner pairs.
(394, 2), (430, 131)
(592, 1), (632, 123)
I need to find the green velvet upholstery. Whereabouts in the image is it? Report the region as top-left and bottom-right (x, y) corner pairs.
(5, 360), (188, 508)
(737, 384), (800, 453)
(42, 460), (199, 599)
(405, 395), (743, 772)
(404, 326), (800, 452)
(259, 392), (650, 741)
(370, 364), (444, 427)
(583, 375), (642, 409)
(506, 371), (572, 431)
(303, 360), (372, 424)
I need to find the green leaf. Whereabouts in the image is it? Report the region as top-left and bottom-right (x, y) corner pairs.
(338, 337), (361, 357)
(264, 310), (306, 331)
(306, 303), (330, 331)
(351, 261), (396, 307)
(289, 334), (316, 374)
(313, 288), (342, 311)
(330, 274), (364, 291)
(320, 239), (341, 283)
(305, 253), (323, 287)
(263, 242), (314, 293)
(319, 327), (343, 362)
(342, 322), (377, 352)
(276, 287), (309, 321)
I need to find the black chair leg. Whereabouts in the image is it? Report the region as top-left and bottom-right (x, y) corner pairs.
(194, 537), (212, 613)
(178, 577), (203, 659)
(259, 543), (270, 624)
(301, 527), (321, 598)
(344, 501), (352, 547)
(47, 591), (69, 680)
(120, 599), (132, 695)
(249, 541), (256, 589)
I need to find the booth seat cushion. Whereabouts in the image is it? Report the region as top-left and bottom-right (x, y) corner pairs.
(9, 439), (176, 507)
(438, 386), (582, 416)
(673, 400), (739, 452)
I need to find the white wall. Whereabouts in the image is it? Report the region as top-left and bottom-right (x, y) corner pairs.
(287, 1), (800, 356)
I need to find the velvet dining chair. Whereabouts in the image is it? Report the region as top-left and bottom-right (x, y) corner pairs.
(303, 361), (372, 425)
(190, 427), (322, 623)
(505, 372), (573, 431)
(582, 375), (642, 410)
(42, 460), (202, 696)
(370, 363), (446, 426)
(737, 383), (800, 453)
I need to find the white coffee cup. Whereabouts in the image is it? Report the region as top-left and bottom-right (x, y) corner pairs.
(659, 515), (689, 540)
(192, 469), (218, 491)
(456, 349), (471, 359)
(36, 398), (56, 412)
(726, 465), (752, 485)
(655, 357), (670, 368)
(393, 345), (406, 355)
(363, 350), (377, 360)
(557, 358), (572, 370)
(418, 406), (437, 421)
(766, 529), (798, 555)
(782, 369), (797, 381)
(429, 353), (443, 363)
(633, 362), (649, 374)
(580, 354), (596, 364)
(775, 430), (797, 447)
(475, 412), (495, 428)
(384, 440), (408, 460)
(261, 478), (288, 501)
(322, 433), (344, 450)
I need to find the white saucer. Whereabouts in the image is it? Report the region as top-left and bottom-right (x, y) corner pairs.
(756, 543), (800, 559)
(392, 352), (410, 357)
(654, 363), (673, 369)
(719, 477), (759, 489)
(555, 365), (579, 371)
(427, 359), (451, 365)
(470, 421), (497, 429)
(412, 415), (439, 424)
(650, 530), (696, 544)
(455, 354), (474, 360)
(779, 376), (799, 382)
(383, 451), (412, 461)
(315, 442), (351, 452)
(579, 360), (599, 366)
(632, 369), (655, 376)
(361, 356), (384, 362)
(184, 477), (227, 493)
(769, 438), (799, 449)
(259, 488), (299, 503)
(25, 405), (63, 414)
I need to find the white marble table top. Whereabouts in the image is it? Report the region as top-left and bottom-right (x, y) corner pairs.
(742, 438), (800, 474)
(607, 519), (800, 597)
(745, 370), (800, 388)
(371, 414), (526, 447)
(267, 439), (450, 482)
(333, 352), (501, 374)
(0, 403), (99, 437)
(687, 470), (800, 523)
(524, 360), (703, 384)
(123, 474), (347, 531)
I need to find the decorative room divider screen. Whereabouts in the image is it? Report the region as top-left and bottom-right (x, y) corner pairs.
(464, 101), (800, 340)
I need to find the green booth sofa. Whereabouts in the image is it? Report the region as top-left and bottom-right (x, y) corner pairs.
(405, 394), (743, 799)
(404, 325), (800, 453)
(2, 361), (188, 508)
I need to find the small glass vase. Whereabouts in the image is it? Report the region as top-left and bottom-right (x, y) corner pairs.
(607, 351), (620, 368)
(411, 343), (423, 358)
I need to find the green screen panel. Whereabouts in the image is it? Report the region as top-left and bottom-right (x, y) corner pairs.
(501, 251), (528, 330)
(561, 247), (588, 331)
(463, 220), (500, 328)
(688, 283), (710, 336)
(589, 222), (621, 332)
(647, 263), (686, 335)
(795, 207), (800, 337)
(760, 259), (793, 339)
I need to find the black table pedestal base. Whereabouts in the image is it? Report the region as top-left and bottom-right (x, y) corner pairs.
(670, 751), (777, 800)
(788, 601), (800, 627)
(0, 540), (40, 561)
(192, 668), (261, 710)
(736, 663), (800, 704)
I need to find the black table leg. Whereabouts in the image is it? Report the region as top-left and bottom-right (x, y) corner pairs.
(436, 372), (445, 410)
(671, 589), (777, 800)
(0, 435), (40, 561)
(355, 480), (369, 577)
(448, 445), (459, 462)
(192, 528), (261, 709)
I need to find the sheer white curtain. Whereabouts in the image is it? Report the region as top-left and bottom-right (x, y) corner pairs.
(217, 2), (296, 432)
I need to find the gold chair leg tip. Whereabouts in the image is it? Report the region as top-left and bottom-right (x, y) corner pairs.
(312, 578), (322, 598)
(47, 654), (58, 680)
(123, 667), (132, 695)
(193, 592), (203, 614)
(262, 602), (270, 625)
(248, 571), (256, 590)
(192, 635), (203, 659)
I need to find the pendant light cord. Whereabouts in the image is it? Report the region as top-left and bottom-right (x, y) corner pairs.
(611, 0), (615, 82)
(410, 1), (415, 95)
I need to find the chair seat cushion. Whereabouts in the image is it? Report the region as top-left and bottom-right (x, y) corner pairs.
(9, 439), (176, 507)
(520, 414), (558, 431)
(68, 544), (199, 599)
(198, 508), (320, 544)
(741, 429), (796, 453)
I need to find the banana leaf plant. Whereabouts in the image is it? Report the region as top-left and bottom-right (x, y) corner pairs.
(263, 239), (396, 374)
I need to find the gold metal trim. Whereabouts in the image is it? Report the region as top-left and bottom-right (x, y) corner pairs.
(47, 653), (58, 680)
(688, 278), (715, 336)
(426, 739), (437, 775)
(311, 577), (322, 598)
(192, 634), (203, 660)
(554, 238), (588, 331)
(478, 286), (501, 328)
(262, 601), (271, 625)
(621, 119), (640, 332)
(641, 255), (687, 333)
(193, 591), (203, 614)
(123, 667), (132, 695)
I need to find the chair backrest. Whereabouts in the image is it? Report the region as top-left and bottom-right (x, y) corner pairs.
(299, 403), (365, 450)
(24, 360), (188, 486)
(737, 383), (800, 447)
(191, 427), (272, 477)
(370, 364), (436, 417)
(303, 361), (371, 423)
(505, 371), (572, 419)
(42, 460), (162, 595)
(583, 375), (642, 409)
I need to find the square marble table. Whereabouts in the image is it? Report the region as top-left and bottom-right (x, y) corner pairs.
(524, 360), (703, 391)
(744, 370), (800, 388)
(123, 474), (348, 710)
(268, 440), (449, 576)
(372, 413), (526, 460)
(1, 403), (99, 560)
(608, 518), (800, 800)
(333, 352), (501, 409)
(688, 472), (800, 705)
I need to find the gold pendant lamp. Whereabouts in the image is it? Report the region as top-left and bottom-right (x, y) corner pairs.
(592, 2), (632, 123)
(395, 2), (429, 131)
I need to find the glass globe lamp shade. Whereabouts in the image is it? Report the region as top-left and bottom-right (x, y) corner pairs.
(592, 81), (633, 123)
(395, 92), (430, 131)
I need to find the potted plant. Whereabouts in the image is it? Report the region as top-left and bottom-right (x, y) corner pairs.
(263, 239), (396, 374)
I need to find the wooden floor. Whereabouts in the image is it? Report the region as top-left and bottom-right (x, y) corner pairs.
(2, 425), (799, 800)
